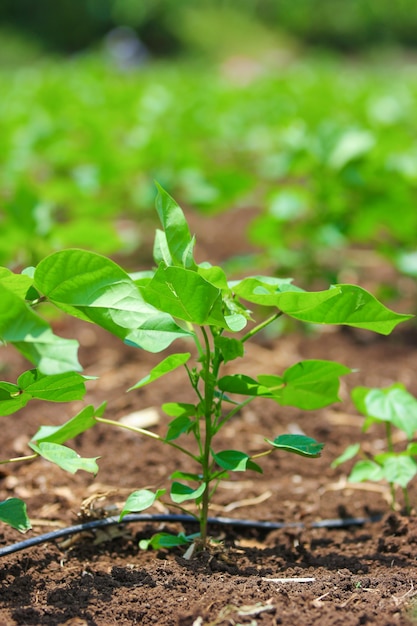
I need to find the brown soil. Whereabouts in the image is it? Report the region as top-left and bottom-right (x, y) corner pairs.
(1, 211), (417, 626)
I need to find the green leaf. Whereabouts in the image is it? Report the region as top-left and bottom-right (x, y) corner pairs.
(170, 471), (202, 481)
(139, 532), (191, 550)
(119, 488), (166, 521)
(231, 276), (301, 306)
(362, 386), (417, 439)
(212, 450), (262, 473)
(141, 264), (228, 327)
(267, 434), (324, 458)
(170, 481), (206, 503)
(0, 498), (31, 532)
(17, 369), (87, 402)
(331, 443), (361, 468)
(220, 361), (350, 410)
(31, 404), (103, 445)
(128, 353), (190, 390)
(0, 382), (31, 416)
(162, 402), (196, 418)
(165, 415), (195, 441)
(30, 442), (99, 475)
(34, 249), (190, 353)
(272, 284), (412, 335)
(154, 183), (196, 269)
(0, 284), (81, 375)
(259, 360), (351, 410)
(218, 374), (267, 396)
(348, 460), (384, 483)
(378, 454), (417, 488)
(214, 336), (244, 364)
(234, 280), (412, 334)
(0, 267), (33, 299)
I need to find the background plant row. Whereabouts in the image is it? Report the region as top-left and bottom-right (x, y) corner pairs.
(2, 55), (417, 290)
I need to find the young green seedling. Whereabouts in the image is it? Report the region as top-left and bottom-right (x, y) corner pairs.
(0, 185), (412, 549)
(332, 384), (417, 514)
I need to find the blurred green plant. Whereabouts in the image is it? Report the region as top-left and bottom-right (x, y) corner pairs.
(333, 384), (417, 514)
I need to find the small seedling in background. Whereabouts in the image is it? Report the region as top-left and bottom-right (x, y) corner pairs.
(332, 384), (417, 514)
(0, 185), (412, 549)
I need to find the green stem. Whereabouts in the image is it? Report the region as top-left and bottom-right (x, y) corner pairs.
(0, 453), (38, 465)
(220, 396), (254, 428)
(200, 326), (214, 547)
(241, 311), (283, 344)
(95, 416), (198, 462)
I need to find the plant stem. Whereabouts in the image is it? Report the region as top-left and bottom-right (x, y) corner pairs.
(241, 311), (283, 344)
(199, 327), (214, 547)
(95, 416), (198, 462)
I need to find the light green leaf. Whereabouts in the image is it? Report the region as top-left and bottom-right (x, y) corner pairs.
(170, 481), (206, 503)
(17, 369), (87, 402)
(30, 442), (99, 475)
(348, 460), (384, 483)
(31, 404), (104, 445)
(266, 434), (324, 458)
(0, 498), (31, 532)
(213, 450), (262, 473)
(0, 267), (33, 299)
(119, 488), (166, 521)
(231, 276), (301, 306)
(331, 443), (361, 468)
(259, 360), (351, 410)
(234, 281), (412, 334)
(362, 386), (417, 439)
(154, 183), (196, 269)
(141, 264), (228, 327)
(219, 361), (350, 410)
(34, 249), (190, 353)
(272, 284), (412, 335)
(376, 453), (417, 488)
(0, 284), (81, 374)
(0, 382), (31, 416)
(329, 129), (375, 170)
(128, 353), (190, 390)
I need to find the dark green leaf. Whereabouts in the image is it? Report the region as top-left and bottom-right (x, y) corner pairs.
(267, 434), (324, 457)
(213, 450), (262, 473)
(0, 498), (31, 532)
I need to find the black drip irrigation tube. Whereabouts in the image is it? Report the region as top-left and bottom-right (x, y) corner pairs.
(0, 513), (383, 557)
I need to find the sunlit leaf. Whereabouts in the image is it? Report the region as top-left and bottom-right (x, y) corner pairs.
(32, 404), (104, 444)
(0, 284), (81, 374)
(119, 488), (166, 521)
(30, 442), (99, 475)
(129, 353), (190, 390)
(34, 249), (190, 352)
(154, 183), (196, 269)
